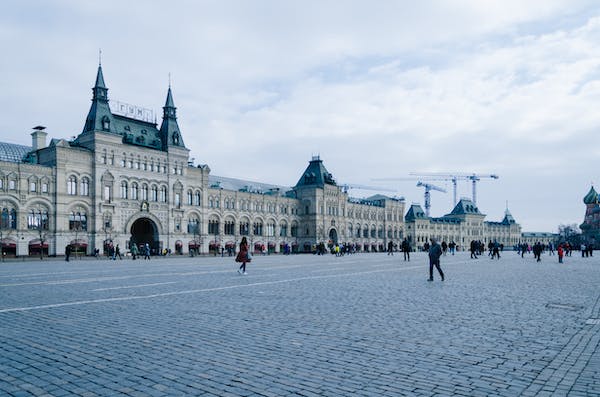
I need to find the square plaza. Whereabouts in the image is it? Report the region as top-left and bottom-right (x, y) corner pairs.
(1, 252), (599, 396)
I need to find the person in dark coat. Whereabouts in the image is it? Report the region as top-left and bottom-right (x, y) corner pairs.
(65, 244), (71, 262)
(428, 238), (445, 282)
(236, 236), (251, 274)
(401, 238), (410, 261)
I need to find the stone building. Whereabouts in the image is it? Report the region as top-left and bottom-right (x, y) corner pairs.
(0, 65), (405, 257)
(404, 198), (522, 250)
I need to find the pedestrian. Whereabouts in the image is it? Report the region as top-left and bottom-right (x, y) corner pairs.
(470, 240), (478, 259)
(558, 245), (564, 264)
(144, 243), (151, 260)
(236, 236), (251, 275)
(427, 238), (445, 282)
(387, 240), (394, 256)
(491, 241), (500, 260)
(401, 238), (410, 261)
(130, 243), (138, 260)
(115, 244), (122, 260)
(441, 241), (448, 256)
(65, 244), (71, 262)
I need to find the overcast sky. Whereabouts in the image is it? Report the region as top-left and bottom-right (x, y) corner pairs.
(1, 1), (599, 232)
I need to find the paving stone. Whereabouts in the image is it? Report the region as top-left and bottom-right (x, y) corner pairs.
(0, 253), (599, 396)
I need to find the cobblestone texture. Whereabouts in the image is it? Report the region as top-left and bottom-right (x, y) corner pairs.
(0, 251), (599, 396)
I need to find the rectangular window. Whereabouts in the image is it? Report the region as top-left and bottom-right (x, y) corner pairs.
(30, 182), (36, 192)
(42, 183), (48, 193)
(9, 180), (16, 190)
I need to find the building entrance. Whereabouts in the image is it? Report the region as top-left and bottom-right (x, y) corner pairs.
(131, 218), (159, 255)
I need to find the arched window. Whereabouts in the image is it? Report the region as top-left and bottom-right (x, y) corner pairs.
(224, 220), (235, 235)
(120, 181), (128, 199)
(80, 178), (90, 196)
(141, 184), (148, 201)
(187, 217), (200, 234)
(187, 190), (193, 205)
(208, 219), (220, 235)
(67, 176), (77, 195)
(151, 186), (158, 201)
(194, 191), (201, 206)
(239, 221), (249, 235)
(1, 208), (17, 229)
(28, 209), (49, 230)
(69, 210), (87, 231)
(160, 186), (167, 202)
(131, 183), (139, 200)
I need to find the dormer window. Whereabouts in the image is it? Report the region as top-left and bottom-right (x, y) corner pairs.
(101, 116), (110, 131)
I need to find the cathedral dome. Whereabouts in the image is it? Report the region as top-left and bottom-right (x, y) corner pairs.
(583, 186), (598, 204)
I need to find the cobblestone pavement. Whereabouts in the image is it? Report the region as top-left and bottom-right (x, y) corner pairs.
(0, 251), (599, 396)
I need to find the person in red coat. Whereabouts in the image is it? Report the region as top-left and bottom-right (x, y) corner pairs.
(236, 236), (251, 275)
(557, 245), (564, 263)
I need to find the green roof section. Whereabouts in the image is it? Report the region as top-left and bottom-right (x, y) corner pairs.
(82, 65), (116, 134)
(583, 186), (598, 204)
(405, 204), (427, 221)
(295, 156), (336, 188)
(448, 198), (483, 216)
(159, 87), (186, 149)
(501, 208), (516, 224)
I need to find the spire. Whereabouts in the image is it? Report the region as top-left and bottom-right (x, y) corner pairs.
(82, 64), (115, 133)
(159, 86), (185, 149)
(92, 64), (108, 101)
(164, 87), (176, 111)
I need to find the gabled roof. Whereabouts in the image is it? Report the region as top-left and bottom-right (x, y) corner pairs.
(501, 209), (516, 224)
(448, 198), (483, 216)
(295, 156), (336, 188)
(583, 186), (598, 204)
(405, 204), (427, 221)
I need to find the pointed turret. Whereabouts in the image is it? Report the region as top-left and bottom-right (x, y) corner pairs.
(295, 156), (337, 188)
(501, 208), (516, 225)
(159, 86), (185, 149)
(82, 64), (115, 133)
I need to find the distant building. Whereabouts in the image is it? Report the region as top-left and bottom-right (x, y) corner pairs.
(404, 199), (522, 250)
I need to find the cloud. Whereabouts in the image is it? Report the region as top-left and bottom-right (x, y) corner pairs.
(0, 1), (599, 231)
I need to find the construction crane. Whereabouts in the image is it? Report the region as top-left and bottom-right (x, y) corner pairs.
(416, 181), (446, 217)
(339, 183), (396, 194)
(410, 172), (499, 206)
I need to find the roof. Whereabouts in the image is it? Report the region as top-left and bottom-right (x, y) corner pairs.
(0, 142), (32, 163)
(114, 115), (163, 150)
(501, 209), (516, 224)
(448, 198), (484, 216)
(295, 156), (337, 188)
(405, 204), (427, 221)
(584, 186), (598, 204)
(208, 175), (292, 196)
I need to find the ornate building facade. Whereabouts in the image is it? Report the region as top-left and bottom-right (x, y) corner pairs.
(404, 199), (522, 250)
(0, 66), (407, 257)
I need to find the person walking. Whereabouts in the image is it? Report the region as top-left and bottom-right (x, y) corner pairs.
(144, 243), (151, 260)
(115, 244), (122, 260)
(428, 238), (445, 282)
(387, 240), (394, 256)
(236, 236), (251, 274)
(470, 240), (478, 259)
(401, 238), (410, 261)
(130, 243), (138, 260)
(558, 244), (564, 264)
(65, 244), (71, 262)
